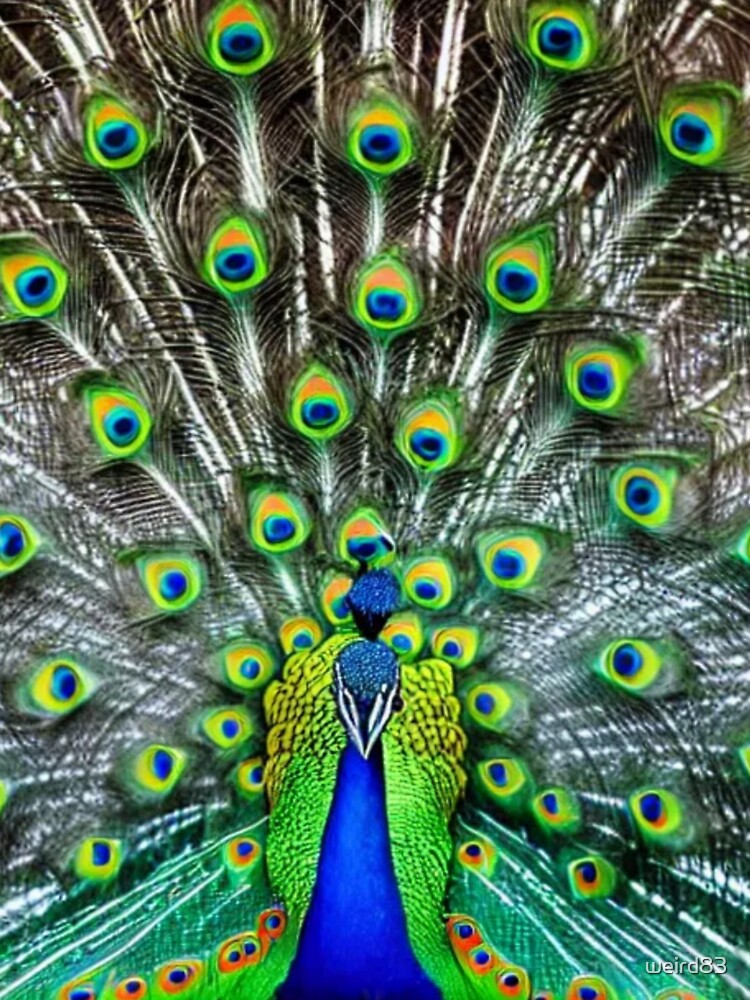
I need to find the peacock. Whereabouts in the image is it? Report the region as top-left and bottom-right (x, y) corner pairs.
(1, 0), (749, 997)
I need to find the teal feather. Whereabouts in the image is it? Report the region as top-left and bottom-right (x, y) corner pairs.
(0, 1), (749, 998)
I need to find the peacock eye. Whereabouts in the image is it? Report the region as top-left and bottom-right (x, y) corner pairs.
(403, 555), (455, 610)
(484, 227), (553, 313)
(217, 932), (262, 972)
(73, 837), (123, 881)
(565, 343), (637, 413)
(84, 97), (149, 170)
(348, 100), (414, 176)
(352, 254), (421, 340)
(531, 785), (582, 834)
(476, 528), (548, 591)
(132, 744), (187, 796)
(379, 612), (424, 661)
(337, 506), (395, 568)
(0, 513), (40, 576)
(495, 965), (531, 998)
(156, 960), (204, 994)
(219, 639), (276, 691)
(258, 905), (287, 940)
(319, 572), (354, 625)
(279, 615), (323, 654)
(611, 464), (676, 529)
(206, 0), (275, 75)
(430, 625), (480, 668)
(567, 855), (616, 900)
(235, 755), (265, 796)
(628, 787), (689, 847)
(113, 976), (148, 999)
(567, 974), (617, 1000)
(23, 656), (96, 717)
(528, 3), (597, 71)
(464, 682), (523, 734)
(248, 488), (311, 554)
(201, 707), (253, 749)
(595, 636), (683, 698)
(396, 397), (461, 473)
(224, 836), (262, 873)
(659, 87), (735, 167)
(0, 249), (68, 317)
(477, 756), (531, 812)
(204, 217), (268, 295)
(289, 363), (353, 442)
(137, 554), (204, 612)
(85, 387), (152, 458)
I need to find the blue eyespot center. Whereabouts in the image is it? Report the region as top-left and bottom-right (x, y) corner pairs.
(70, 989), (94, 1000)
(442, 640), (460, 658)
(51, 665), (78, 701)
(612, 643), (642, 677)
(250, 765), (263, 784)
(359, 125), (402, 164)
(236, 839), (254, 857)
(503, 974), (520, 987)
(293, 632), (313, 649)
(366, 289), (407, 322)
(96, 120), (139, 160)
(302, 399), (338, 428)
(474, 692), (495, 715)
(474, 949), (491, 966)
(580, 988), (598, 1000)
(541, 792), (559, 814)
(16, 266), (55, 307)
(577, 861), (597, 884)
(392, 634), (411, 651)
(539, 16), (582, 59)
(169, 968), (188, 984)
(92, 841), (111, 866)
(104, 406), (140, 446)
(227, 948), (241, 963)
(456, 922), (473, 939)
(160, 570), (189, 602)
(465, 843), (482, 857)
(624, 476), (659, 515)
(489, 761), (507, 786)
(124, 979), (141, 994)
(0, 521), (24, 561)
(671, 113), (713, 156)
(152, 749), (174, 781)
(410, 429), (444, 460)
(496, 263), (537, 303)
(244, 941), (257, 955)
(492, 549), (524, 580)
(346, 535), (393, 563)
(578, 361), (614, 400)
(414, 579), (439, 601)
(222, 717), (240, 739)
(216, 247), (256, 283)
(266, 914), (281, 929)
(219, 23), (263, 63)
(240, 657), (261, 680)
(639, 792), (663, 823)
(262, 515), (296, 544)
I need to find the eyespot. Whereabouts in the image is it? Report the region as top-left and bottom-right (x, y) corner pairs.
(595, 636), (683, 698)
(132, 744), (186, 796)
(567, 856), (617, 900)
(659, 86), (736, 167)
(113, 976), (148, 1000)
(403, 556), (455, 610)
(476, 528), (548, 591)
(628, 787), (689, 846)
(248, 489), (311, 554)
(528, 3), (597, 71)
(223, 836), (262, 877)
(289, 363), (353, 442)
(465, 682), (525, 734)
(279, 615), (324, 655)
(396, 397), (461, 473)
(0, 249), (68, 317)
(353, 254), (421, 340)
(258, 905), (287, 943)
(446, 915), (482, 952)
(485, 227), (553, 313)
(565, 343), (637, 413)
(201, 707), (253, 750)
(466, 945), (498, 976)
(206, 0), (274, 74)
(531, 786), (581, 835)
(137, 554), (203, 613)
(456, 837), (497, 877)
(22, 656), (96, 717)
(0, 513), (40, 576)
(320, 573), (354, 626)
(235, 756), (265, 797)
(348, 100), (414, 176)
(496, 965), (532, 998)
(84, 96), (149, 170)
(85, 386), (151, 458)
(217, 932), (262, 973)
(379, 612), (424, 662)
(429, 625), (480, 669)
(477, 757), (531, 812)
(204, 217), (268, 295)
(156, 960), (204, 995)
(60, 981), (98, 1000)
(566, 975), (616, 1000)
(219, 640), (276, 691)
(611, 463), (676, 530)
(73, 837), (123, 881)
(337, 507), (395, 568)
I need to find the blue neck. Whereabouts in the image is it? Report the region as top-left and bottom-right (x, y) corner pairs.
(278, 741), (441, 1000)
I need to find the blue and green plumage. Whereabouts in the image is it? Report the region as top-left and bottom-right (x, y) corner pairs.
(1, 0), (750, 997)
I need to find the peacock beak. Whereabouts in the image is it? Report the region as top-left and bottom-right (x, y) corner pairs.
(333, 638), (400, 759)
(334, 666), (399, 759)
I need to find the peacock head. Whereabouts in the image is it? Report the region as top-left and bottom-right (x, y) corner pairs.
(333, 568), (402, 757)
